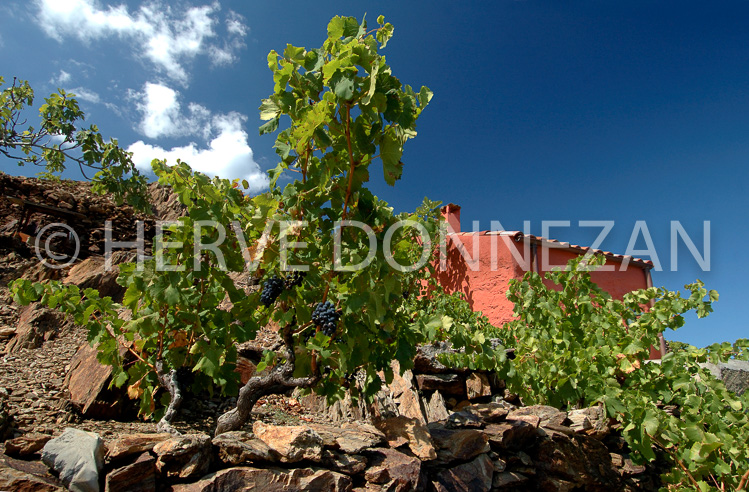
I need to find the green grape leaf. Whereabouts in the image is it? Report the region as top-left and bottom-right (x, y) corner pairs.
(380, 130), (402, 186)
(329, 70), (355, 100)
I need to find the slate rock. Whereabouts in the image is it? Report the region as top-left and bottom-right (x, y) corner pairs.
(374, 415), (437, 460)
(534, 434), (622, 488)
(567, 405), (610, 438)
(567, 411), (593, 433)
(700, 360), (749, 396)
(41, 428), (105, 492)
(362, 447), (422, 489)
(63, 256), (125, 301)
(459, 402), (510, 423)
(5, 304), (69, 353)
(211, 430), (279, 466)
(0, 395), (13, 442)
(428, 426), (490, 465)
(321, 449), (368, 475)
(307, 422), (383, 454)
(432, 453), (494, 492)
(64, 343), (129, 418)
(1, 451), (65, 491)
(252, 422), (323, 463)
(388, 363), (415, 398)
(508, 405), (567, 427)
(423, 391), (450, 423)
(304, 424), (339, 448)
(511, 413), (541, 428)
(106, 433), (172, 461)
(4, 432), (52, 458)
(466, 373), (493, 400)
(493, 471), (529, 488)
(620, 457), (647, 477)
(0, 461), (64, 491)
(395, 388), (427, 424)
(446, 410), (484, 429)
(104, 452), (156, 492)
(718, 360), (749, 396)
(153, 433), (212, 479)
(340, 422), (387, 441)
(413, 342), (457, 374)
(484, 420), (538, 451)
(413, 341), (506, 375)
(415, 374), (465, 396)
(534, 476), (577, 492)
(170, 466), (352, 492)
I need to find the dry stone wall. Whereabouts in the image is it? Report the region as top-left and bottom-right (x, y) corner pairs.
(1, 401), (662, 491)
(0, 173), (186, 257)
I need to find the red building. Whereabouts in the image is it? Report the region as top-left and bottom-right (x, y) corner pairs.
(436, 204), (663, 359)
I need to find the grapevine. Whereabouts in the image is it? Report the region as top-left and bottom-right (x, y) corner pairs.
(9, 14), (508, 442)
(499, 255), (749, 491)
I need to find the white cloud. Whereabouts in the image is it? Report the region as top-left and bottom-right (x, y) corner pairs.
(208, 45), (236, 66)
(67, 86), (100, 103)
(226, 11), (247, 37)
(36, 0), (248, 84)
(130, 81), (212, 139)
(208, 9), (247, 65)
(133, 82), (181, 138)
(127, 113), (268, 193)
(50, 70), (72, 85)
(127, 80), (266, 191)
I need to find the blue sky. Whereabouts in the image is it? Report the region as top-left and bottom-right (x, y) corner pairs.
(1, 1), (747, 348)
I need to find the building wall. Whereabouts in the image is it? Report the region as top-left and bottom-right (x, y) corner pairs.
(436, 232), (650, 327)
(435, 233), (526, 326)
(540, 246), (650, 300)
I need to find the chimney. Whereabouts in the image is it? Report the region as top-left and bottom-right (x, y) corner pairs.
(440, 203), (461, 233)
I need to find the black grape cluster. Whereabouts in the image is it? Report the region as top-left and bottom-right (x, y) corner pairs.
(284, 271), (306, 289)
(260, 275), (284, 307)
(312, 301), (340, 336)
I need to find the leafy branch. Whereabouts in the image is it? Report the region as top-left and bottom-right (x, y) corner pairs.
(500, 255), (748, 490)
(0, 76), (149, 211)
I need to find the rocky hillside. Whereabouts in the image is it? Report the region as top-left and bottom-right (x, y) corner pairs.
(0, 176), (670, 491)
(0, 173), (186, 257)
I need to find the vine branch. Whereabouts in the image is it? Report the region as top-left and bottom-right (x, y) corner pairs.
(342, 103), (356, 220)
(737, 469), (749, 491)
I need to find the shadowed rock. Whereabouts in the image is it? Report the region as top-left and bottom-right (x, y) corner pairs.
(433, 453), (494, 492)
(170, 466), (351, 492)
(104, 452), (156, 492)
